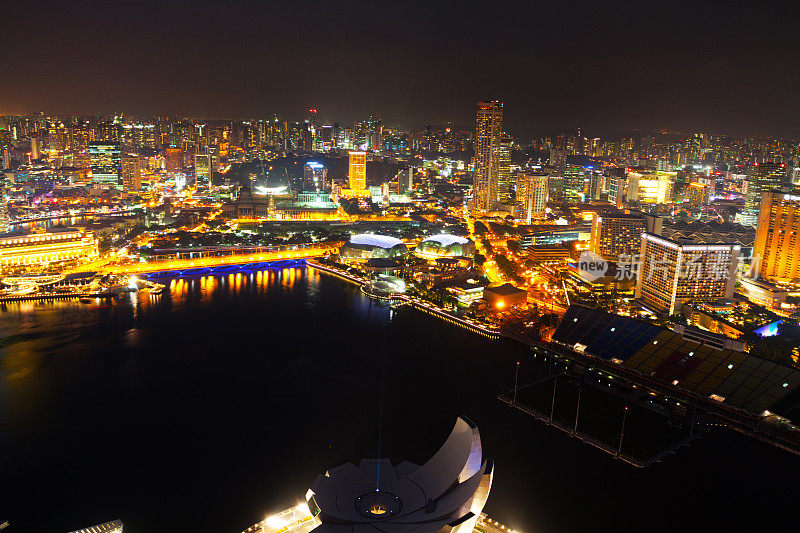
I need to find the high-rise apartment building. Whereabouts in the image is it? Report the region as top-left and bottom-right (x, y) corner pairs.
(399, 167), (414, 194)
(515, 172), (548, 224)
(589, 212), (646, 261)
(348, 151), (367, 191)
(165, 146), (183, 173)
(752, 191), (800, 282)
(304, 162), (328, 192)
(89, 143), (120, 186)
(472, 101), (503, 211)
(194, 153), (211, 186)
(496, 133), (513, 204)
(121, 154), (142, 191)
(635, 233), (739, 315)
(743, 162), (787, 226)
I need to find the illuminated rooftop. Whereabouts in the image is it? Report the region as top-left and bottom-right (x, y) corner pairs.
(421, 234), (470, 246)
(349, 234), (405, 249)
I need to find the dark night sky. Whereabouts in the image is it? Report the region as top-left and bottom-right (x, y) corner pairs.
(3, 0), (800, 136)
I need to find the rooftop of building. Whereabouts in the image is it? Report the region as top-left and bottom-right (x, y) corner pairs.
(484, 283), (526, 296)
(348, 234), (405, 248)
(420, 233), (470, 246)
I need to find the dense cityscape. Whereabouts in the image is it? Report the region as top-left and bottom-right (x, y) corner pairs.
(3, 1), (800, 532)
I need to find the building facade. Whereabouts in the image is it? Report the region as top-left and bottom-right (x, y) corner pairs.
(0, 230), (99, 268)
(121, 154), (142, 191)
(743, 162), (787, 226)
(89, 143), (120, 186)
(304, 162), (327, 192)
(472, 100), (503, 211)
(515, 173), (548, 223)
(635, 232), (739, 315)
(348, 151), (366, 192)
(589, 212), (645, 261)
(752, 190), (800, 282)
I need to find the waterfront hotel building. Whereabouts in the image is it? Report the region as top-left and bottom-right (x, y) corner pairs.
(752, 190), (800, 282)
(589, 212), (646, 261)
(635, 233), (739, 315)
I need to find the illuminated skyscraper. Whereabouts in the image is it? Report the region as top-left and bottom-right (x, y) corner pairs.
(743, 162), (787, 226)
(496, 133), (513, 204)
(304, 162), (328, 192)
(194, 152), (211, 186)
(30, 136), (39, 160)
(121, 154), (142, 191)
(165, 146), (183, 173)
(515, 172), (548, 224)
(89, 143), (120, 186)
(589, 212), (645, 261)
(752, 191), (800, 282)
(563, 165), (587, 204)
(348, 151), (367, 191)
(399, 167), (414, 194)
(472, 100), (503, 211)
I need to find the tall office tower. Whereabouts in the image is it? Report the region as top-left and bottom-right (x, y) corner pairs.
(319, 125), (334, 151)
(89, 143), (121, 186)
(348, 151), (367, 191)
(547, 174), (565, 203)
(30, 136), (39, 159)
(611, 176), (627, 208)
(399, 167), (414, 194)
(589, 212), (646, 261)
(550, 133), (567, 170)
(472, 100), (503, 211)
(121, 154), (142, 191)
(515, 172), (548, 224)
(587, 171), (603, 200)
(496, 133), (513, 204)
(743, 162), (787, 226)
(635, 233), (739, 315)
(686, 182), (709, 207)
(752, 191), (800, 282)
(2, 146), (10, 170)
(194, 153), (211, 187)
(563, 165), (587, 204)
(165, 146), (183, 173)
(0, 177), (8, 234)
(303, 162), (328, 192)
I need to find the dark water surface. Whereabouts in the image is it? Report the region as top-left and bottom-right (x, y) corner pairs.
(0, 267), (797, 532)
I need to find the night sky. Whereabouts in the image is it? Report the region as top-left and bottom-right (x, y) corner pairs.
(3, 0), (800, 136)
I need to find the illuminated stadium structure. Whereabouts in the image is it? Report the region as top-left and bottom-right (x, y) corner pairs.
(305, 416), (493, 533)
(415, 234), (475, 259)
(339, 234), (409, 263)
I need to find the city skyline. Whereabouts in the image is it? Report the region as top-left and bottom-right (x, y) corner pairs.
(3, 1), (800, 136)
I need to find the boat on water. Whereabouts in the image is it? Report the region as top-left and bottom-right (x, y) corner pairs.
(149, 286), (164, 295)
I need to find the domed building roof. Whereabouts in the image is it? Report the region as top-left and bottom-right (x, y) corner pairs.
(415, 234), (475, 258)
(340, 234), (409, 263)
